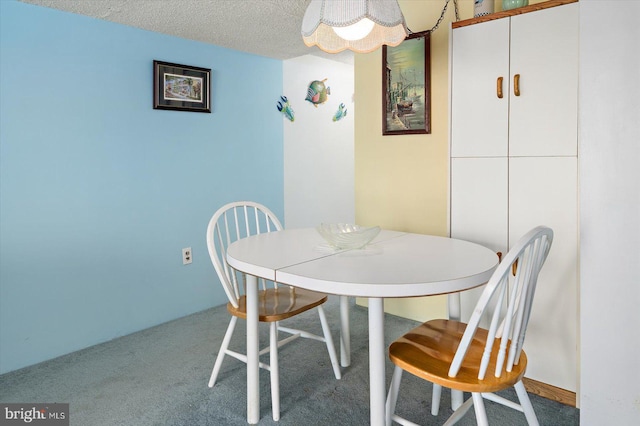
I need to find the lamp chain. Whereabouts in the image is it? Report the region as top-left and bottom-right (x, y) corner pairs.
(408, 0), (459, 35)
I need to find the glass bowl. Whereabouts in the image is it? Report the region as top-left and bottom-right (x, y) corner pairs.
(316, 223), (381, 250)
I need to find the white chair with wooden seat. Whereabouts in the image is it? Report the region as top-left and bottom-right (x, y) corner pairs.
(206, 201), (341, 421)
(386, 226), (553, 426)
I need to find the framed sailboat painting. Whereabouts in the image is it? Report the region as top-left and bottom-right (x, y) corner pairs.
(382, 31), (431, 135)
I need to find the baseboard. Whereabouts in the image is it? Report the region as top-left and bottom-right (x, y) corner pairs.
(523, 377), (576, 407)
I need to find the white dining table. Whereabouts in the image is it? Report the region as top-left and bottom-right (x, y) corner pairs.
(226, 228), (498, 425)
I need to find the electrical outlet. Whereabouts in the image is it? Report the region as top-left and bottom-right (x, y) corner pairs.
(182, 247), (192, 265)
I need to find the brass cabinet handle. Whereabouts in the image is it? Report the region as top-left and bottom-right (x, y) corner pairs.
(514, 74), (521, 96)
(497, 77), (504, 99)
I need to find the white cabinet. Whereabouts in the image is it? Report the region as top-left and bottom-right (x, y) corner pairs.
(509, 156), (578, 391)
(508, 5), (579, 157)
(452, 3), (578, 158)
(451, 157), (508, 253)
(449, 2), (579, 393)
(451, 18), (509, 158)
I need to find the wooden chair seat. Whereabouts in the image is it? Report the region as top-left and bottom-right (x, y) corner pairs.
(389, 319), (527, 394)
(229, 287), (328, 322)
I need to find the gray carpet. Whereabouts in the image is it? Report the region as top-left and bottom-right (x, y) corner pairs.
(0, 297), (579, 425)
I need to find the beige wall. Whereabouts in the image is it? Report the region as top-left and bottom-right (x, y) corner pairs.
(353, 0), (546, 321)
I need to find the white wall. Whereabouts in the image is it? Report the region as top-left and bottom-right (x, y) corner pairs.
(283, 55), (355, 228)
(579, 0), (640, 423)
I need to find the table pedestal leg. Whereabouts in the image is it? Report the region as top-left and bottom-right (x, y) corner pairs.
(340, 295), (351, 367)
(246, 275), (259, 424)
(369, 298), (385, 426)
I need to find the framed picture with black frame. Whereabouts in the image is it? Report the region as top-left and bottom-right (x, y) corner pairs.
(382, 31), (431, 135)
(153, 60), (211, 113)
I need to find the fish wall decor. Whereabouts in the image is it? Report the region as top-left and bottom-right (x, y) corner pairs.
(305, 79), (330, 107)
(276, 95), (295, 122)
(333, 103), (347, 122)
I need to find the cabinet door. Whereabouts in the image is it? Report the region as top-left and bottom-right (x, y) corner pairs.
(450, 157), (508, 323)
(451, 19), (510, 158)
(509, 3), (579, 157)
(509, 156), (578, 392)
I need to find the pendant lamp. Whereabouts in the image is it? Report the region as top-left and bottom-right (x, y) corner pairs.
(301, 0), (408, 54)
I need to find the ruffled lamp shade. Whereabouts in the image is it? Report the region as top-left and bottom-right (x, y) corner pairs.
(302, 0), (408, 54)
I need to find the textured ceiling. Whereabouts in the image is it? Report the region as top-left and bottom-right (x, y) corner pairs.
(19, 0), (354, 63)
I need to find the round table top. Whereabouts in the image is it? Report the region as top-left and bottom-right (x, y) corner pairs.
(226, 227), (498, 298)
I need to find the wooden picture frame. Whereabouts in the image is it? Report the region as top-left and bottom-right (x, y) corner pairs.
(382, 31), (431, 135)
(153, 60), (211, 113)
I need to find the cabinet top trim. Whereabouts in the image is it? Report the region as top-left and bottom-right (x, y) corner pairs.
(452, 0), (578, 29)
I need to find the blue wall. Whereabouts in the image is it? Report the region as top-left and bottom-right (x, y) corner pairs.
(0, 0), (284, 374)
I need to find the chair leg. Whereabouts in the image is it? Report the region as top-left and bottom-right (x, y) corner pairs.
(208, 316), (238, 388)
(514, 381), (540, 426)
(431, 383), (442, 416)
(385, 366), (403, 426)
(270, 321), (280, 421)
(317, 305), (342, 379)
(471, 393), (488, 426)
(443, 396), (474, 426)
